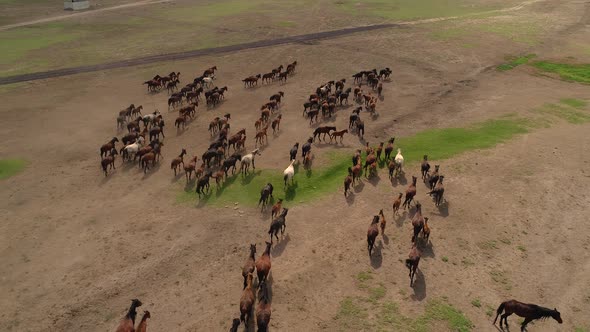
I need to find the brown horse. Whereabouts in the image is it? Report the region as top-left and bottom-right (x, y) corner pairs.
(115, 299), (142, 332)
(101, 149), (118, 176)
(183, 156), (198, 182)
(344, 170), (353, 197)
(255, 241), (272, 287)
(392, 192), (402, 215)
(174, 115), (187, 130)
(421, 155), (431, 181)
(242, 244), (256, 289)
(350, 159), (362, 186)
(313, 126), (336, 142)
(271, 199), (283, 219)
(367, 215), (380, 257)
(229, 318), (240, 332)
(403, 176), (418, 209)
(405, 244), (421, 287)
(239, 273), (255, 325)
(136, 311), (150, 332)
(411, 202), (424, 243)
(494, 300), (562, 331)
(384, 137), (395, 160)
(100, 137), (119, 159)
(428, 175), (445, 206)
(271, 114), (282, 134)
(170, 148), (186, 176)
(422, 217), (430, 242)
(364, 152), (377, 177)
(330, 129), (348, 143)
(379, 209), (386, 235)
(255, 126), (268, 147)
(256, 280), (272, 332)
(242, 74), (261, 87)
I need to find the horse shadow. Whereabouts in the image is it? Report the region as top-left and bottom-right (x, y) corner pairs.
(258, 273), (273, 303)
(305, 168), (313, 178)
(353, 181), (365, 193)
(284, 182), (299, 201)
(170, 172), (184, 183)
(241, 170), (261, 185)
(141, 163), (161, 179)
(378, 95), (384, 102)
(195, 192), (211, 208)
(272, 234), (290, 257)
(368, 175), (381, 186)
(394, 213), (406, 228)
(183, 178), (196, 192)
(216, 174), (238, 196)
(410, 269), (426, 301)
(421, 241), (435, 258)
(370, 241), (383, 269)
(345, 192), (355, 205)
(99, 173), (115, 185)
(391, 173), (408, 186)
(382, 234), (390, 245)
(436, 201), (450, 218)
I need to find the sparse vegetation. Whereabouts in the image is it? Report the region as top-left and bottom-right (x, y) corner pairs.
(442, 256), (449, 262)
(517, 245), (527, 252)
(489, 269), (511, 290)
(497, 54), (536, 71)
(485, 305), (495, 317)
(532, 61), (590, 84)
(477, 240), (498, 250)
(0, 159), (26, 180)
(471, 299), (481, 308)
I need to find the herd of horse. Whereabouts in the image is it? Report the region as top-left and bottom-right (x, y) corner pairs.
(103, 63), (564, 331)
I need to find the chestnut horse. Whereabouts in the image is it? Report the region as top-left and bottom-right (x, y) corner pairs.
(256, 280), (272, 332)
(255, 241), (272, 287)
(402, 176), (418, 209)
(239, 273), (255, 325)
(367, 215), (380, 257)
(405, 244), (421, 287)
(242, 244), (256, 289)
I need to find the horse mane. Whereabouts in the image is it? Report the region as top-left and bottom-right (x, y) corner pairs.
(530, 304), (557, 320)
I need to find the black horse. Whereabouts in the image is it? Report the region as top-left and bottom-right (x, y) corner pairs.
(301, 137), (313, 159)
(195, 171), (212, 197)
(268, 208), (289, 241)
(494, 300), (562, 331)
(222, 154), (241, 176)
(258, 183), (274, 211)
(289, 143), (299, 161)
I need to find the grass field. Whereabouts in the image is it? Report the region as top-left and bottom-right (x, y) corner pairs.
(532, 61), (590, 84)
(497, 54), (536, 71)
(0, 159), (26, 180)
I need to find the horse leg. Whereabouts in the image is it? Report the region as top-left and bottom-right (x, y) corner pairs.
(520, 318), (532, 332)
(501, 313), (512, 328)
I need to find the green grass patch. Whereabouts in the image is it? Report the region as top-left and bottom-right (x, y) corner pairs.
(425, 299), (473, 332)
(485, 305), (495, 317)
(560, 98), (587, 109)
(356, 271), (373, 282)
(532, 61), (590, 84)
(497, 54), (536, 71)
(0, 159), (26, 180)
(532, 103), (590, 124)
(470, 299), (481, 308)
(164, 0), (265, 23)
(179, 117), (532, 206)
(489, 269), (511, 290)
(368, 285), (386, 302)
(478, 21), (541, 45)
(516, 245), (526, 252)
(575, 327), (589, 332)
(477, 240), (498, 250)
(442, 256), (449, 262)
(335, 297), (371, 330)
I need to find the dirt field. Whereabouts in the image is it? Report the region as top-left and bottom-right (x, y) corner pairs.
(1, 0), (589, 331)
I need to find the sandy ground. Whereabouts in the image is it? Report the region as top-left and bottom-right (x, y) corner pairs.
(0, 1), (589, 331)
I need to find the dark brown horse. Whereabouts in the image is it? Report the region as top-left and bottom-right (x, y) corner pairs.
(392, 192), (402, 215)
(411, 202), (424, 243)
(421, 155), (431, 181)
(268, 208), (288, 242)
(428, 175), (445, 206)
(405, 244), (421, 287)
(170, 148), (186, 176)
(403, 176), (418, 209)
(494, 300), (562, 331)
(255, 241), (272, 287)
(367, 215), (380, 257)
(313, 126), (336, 142)
(101, 149), (118, 176)
(256, 280), (272, 332)
(344, 170), (353, 197)
(100, 137), (119, 159)
(239, 273), (255, 325)
(241, 244), (256, 289)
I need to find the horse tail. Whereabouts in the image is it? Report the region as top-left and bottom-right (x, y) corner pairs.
(494, 302), (506, 325)
(283, 174), (288, 183)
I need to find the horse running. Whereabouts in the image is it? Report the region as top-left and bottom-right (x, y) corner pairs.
(268, 208), (289, 242)
(242, 244), (256, 289)
(367, 215), (380, 257)
(405, 244), (421, 287)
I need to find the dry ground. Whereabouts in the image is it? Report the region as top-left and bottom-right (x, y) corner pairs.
(1, 1), (589, 331)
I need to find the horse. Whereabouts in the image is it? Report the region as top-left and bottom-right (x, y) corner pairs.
(428, 176), (445, 206)
(271, 114), (282, 134)
(283, 160), (295, 187)
(411, 202), (424, 243)
(278, 71), (288, 83)
(242, 244), (256, 289)
(494, 300), (562, 331)
(377, 83), (383, 97)
(256, 280), (272, 332)
(392, 193), (402, 215)
(255, 241), (272, 287)
(255, 125), (268, 147)
(289, 143), (299, 161)
(355, 119), (365, 138)
(174, 115), (187, 130)
(271, 199), (283, 219)
(221, 154), (241, 176)
(344, 171), (353, 197)
(376, 142), (384, 160)
(405, 244), (421, 287)
(121, 136), (145, 161)
(183, 157), (198, 182)
(422, 217), (430, 242)
(330, 129), (348, 143)
(262, 72), (274, 84)
(313, 126), (336, 142)
(403, 176), (418, 209)
(149, 124), (165, 141)
(122, 132), (139, 146)
(202, 149), (217, 168)
(350, 159), (362, 186)
(170, 149), (187, 176)
(241, 149), (260, 174)
(229, 318), (240, 332)
(270, 91), (284, 104)
(421, 155), (431, 181)
(203, 66), (217, 77)
(258, 183), (274, 211)
(195, 171), (213, 197)
(301, 137), (312, 159)
(394, 148), (404, 175)
(101, 149), (118, 176)
(115, 299), (142, 332)
(268, 208), (288, 242)
(140, 142), (163, 173)
(367, 215), (380, 257)
(239, 273), (255, 325)
(427, 165), (441, 189)
(100, 137), (119, 159)
(242, 74), (261, 87)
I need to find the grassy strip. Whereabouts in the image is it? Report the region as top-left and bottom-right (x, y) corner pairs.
(0, 159), (26, 180)
(497, 54), (536, 71)
(179, 118), (531, 206)
(531, 61), (590, 84)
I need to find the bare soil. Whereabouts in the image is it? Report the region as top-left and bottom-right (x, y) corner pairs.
(0, 1), (589, 331)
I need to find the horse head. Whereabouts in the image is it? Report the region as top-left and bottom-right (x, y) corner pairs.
(552, 309), (563, 323)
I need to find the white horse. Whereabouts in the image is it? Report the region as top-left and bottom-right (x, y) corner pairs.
(122, 136), (144, 161)
(283, 160), (295, 187)
(394, 148), (404, 174)
(142, 110), (161, 125)
(202, 77), (214, 89)
(240, 149), (260, 174)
